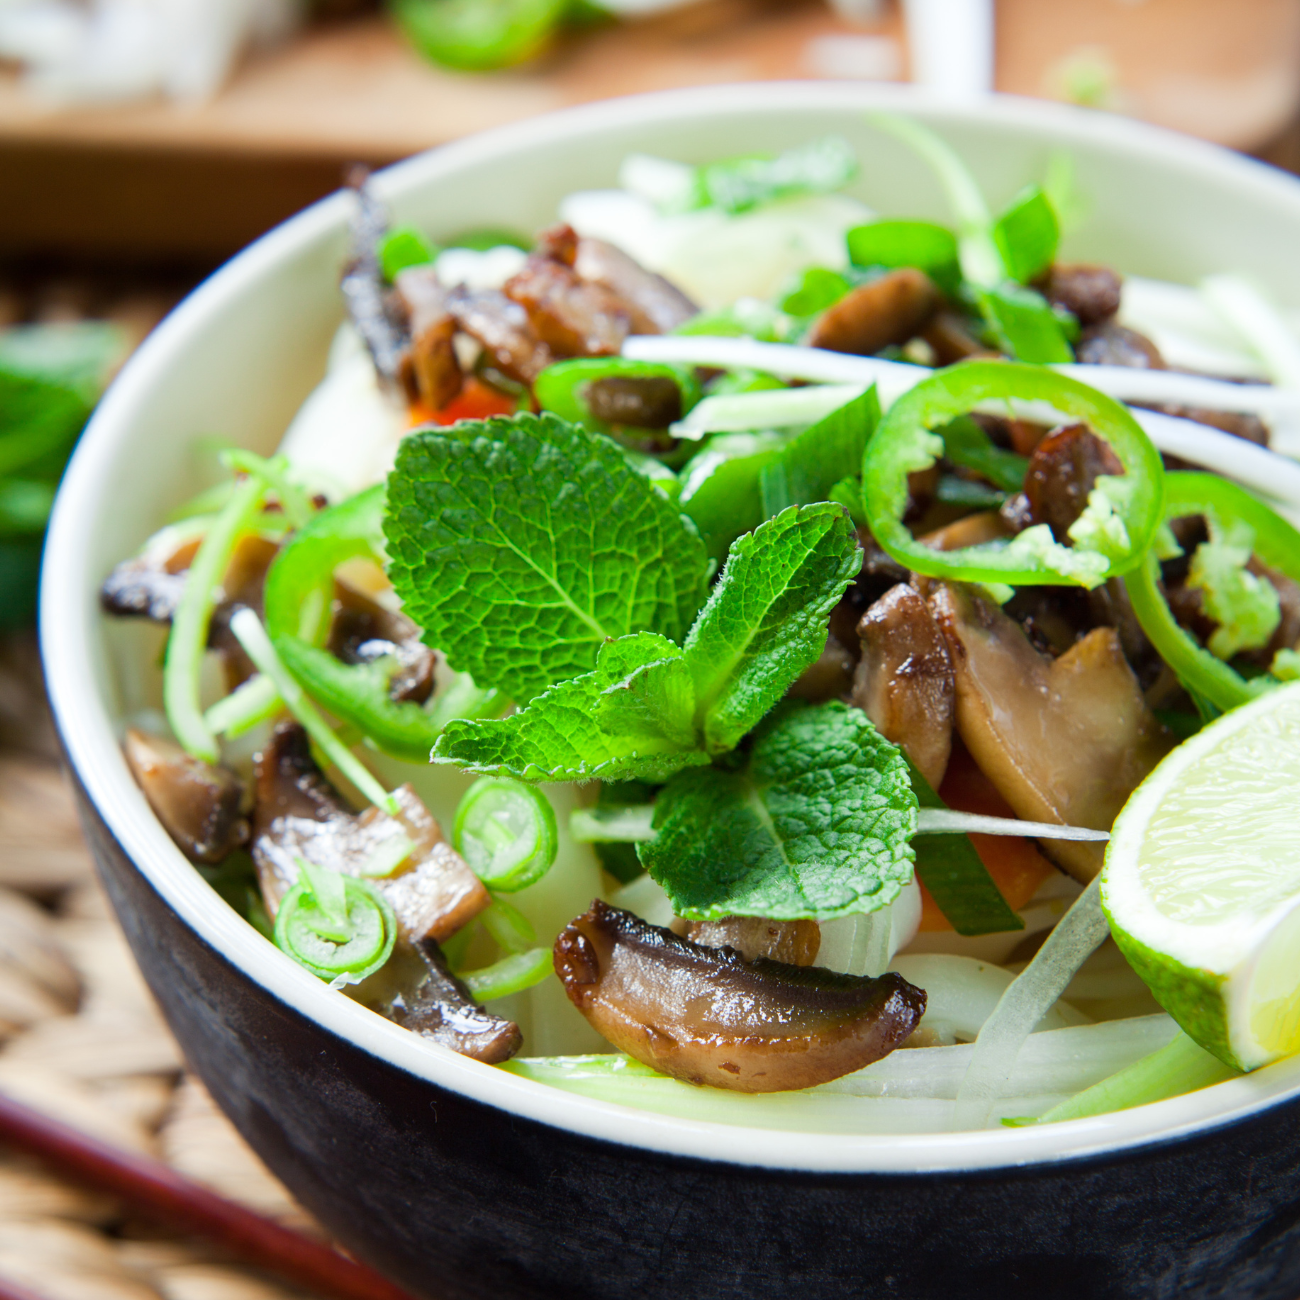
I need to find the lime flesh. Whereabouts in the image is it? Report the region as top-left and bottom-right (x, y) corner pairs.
(1101, 681), (1300, 1071)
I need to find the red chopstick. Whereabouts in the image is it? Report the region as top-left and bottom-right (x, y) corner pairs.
(0, 1089), (415, 1300)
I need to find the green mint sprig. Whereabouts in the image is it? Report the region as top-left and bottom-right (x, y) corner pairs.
(641, 700), (917, 921)
(384, 412), (708, 702)
(432, 501), (861, 781)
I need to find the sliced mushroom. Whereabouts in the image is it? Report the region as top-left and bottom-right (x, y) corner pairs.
(102, 531), (278, 690)
(929, 583), (1174, 881)
(574, 237), (698, 335)
(919, 510), (1011, 552)
(340, 176), (409, 391)
(921, 308), (993, 366)
(586, 375), (682, 430)
(1021, 422), (1124, 542)
(370, 938), (521, 1063)
(554, 900), (925, 1093)
(1038, 264), (1122, 328)
(827, 526), (912, 656)
(683, 916), (821, 966)
(809, 268), (940, 357)
(251, 723), (488, 942)
(392, 266), (463, 411)
(448, 287), (553, 385)
(1076, 322), (1165, 370)
(503, 224), (630, 358)
(123, 728), (248, 865)
(328, 580), (435, 705)
(787, 632), (855, 702)
(852, 584), (954, 789)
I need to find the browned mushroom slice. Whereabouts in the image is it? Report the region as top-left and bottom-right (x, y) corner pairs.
(554, 900), (925, 1093)
(787, 632), (856, 703)
(102, 531), (278, 690)
(683, 916), (821, 967)
(391, 266), (463, 411)
(574, 237), (698, 335)
(809, 269), (940, 357)
(374, 938), (521, 1063)
(852, 584), (954, 789)
(919, 509), (1011, 552)
(328, 580), (435, 705)
(586, 376), (682, 429)
(921, 308), (995, 366)
(929, 582), (1174, 882)
(1038, 264), (1122, 328)
(504, 224), (630, 357)
(251, 723), (488, 942)
(1022, 423), (1124, 542)
(1075, 322), (1165, 369)
(449, 287), (553, 385)
(123, 728), (248, 865)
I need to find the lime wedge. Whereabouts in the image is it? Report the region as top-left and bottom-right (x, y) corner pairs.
(1101, 680), (1300, 1071)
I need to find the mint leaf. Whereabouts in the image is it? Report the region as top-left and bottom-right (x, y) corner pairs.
(384, 413), (708, 701)
(758, 386), (880, 518)
(432, 633), (709, 783)
(684, 503), (860, 752)
(641, 700), (916, 921)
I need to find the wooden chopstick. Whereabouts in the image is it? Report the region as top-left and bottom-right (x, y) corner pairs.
(0, 1089), (415, 1300)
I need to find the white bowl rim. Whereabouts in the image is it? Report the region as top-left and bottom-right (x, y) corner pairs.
(41, 79), (1300, 1177)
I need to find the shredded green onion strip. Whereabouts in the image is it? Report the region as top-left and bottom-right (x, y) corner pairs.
(229, 607), (398, 815)
(203, 673), (282, 740)
(163, 473), (266, 762)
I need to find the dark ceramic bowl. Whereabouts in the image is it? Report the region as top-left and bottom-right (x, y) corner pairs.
(41, 84), (1300, 1300)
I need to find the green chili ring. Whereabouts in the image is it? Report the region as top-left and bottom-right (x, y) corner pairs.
(273, 875), (397, 982)
(533, 358), (702, 436)
(263, 482), (386, 645)
(862, 360), (1165, 589)
(1124, 471), (1300, 713)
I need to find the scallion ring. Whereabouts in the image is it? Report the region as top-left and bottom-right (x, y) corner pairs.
(453, 776), (558, 891)
(273, 859), (396, 983)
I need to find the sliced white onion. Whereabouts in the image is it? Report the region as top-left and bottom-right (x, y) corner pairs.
(1200, 274), (1300, 391)
(1052, 363), (1300, 419)
(671, 384), (866, 438)
(952, 875), (1111, 1130)
(623, 334), (926, 404)
(914, 808), (1110, 841)
(1132, 407), (1300, 508)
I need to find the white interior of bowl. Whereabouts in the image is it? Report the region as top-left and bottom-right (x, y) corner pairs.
(41, 81), (1300, 1174)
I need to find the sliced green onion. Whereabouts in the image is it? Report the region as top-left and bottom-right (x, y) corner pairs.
(203, 673), (282, 739)
(460, 947), (551, 1001)
(481, 896), (537, 953)
(453, 776), (558, 891)
(991, 185), (1059, 284)
(569, 804), (656, 843)
(914, 808), (1109, 841)
(273, 863), (396, 983)
(846, 220), (960, 295)
(357, 837), (414, 879)
(229, 607), (397, 814)
(221, 450), (313, 529)
(379, 225), (439, 281)
(868, 112), (1003, 287)
(426, 671), (505, 732)
(1027, 1031), (1239, 1125)
(164, 473), (266, 761)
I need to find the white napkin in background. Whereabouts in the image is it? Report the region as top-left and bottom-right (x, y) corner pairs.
(0, 0), (301, 103)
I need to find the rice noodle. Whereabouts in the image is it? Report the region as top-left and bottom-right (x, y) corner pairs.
(1200, 275), (1300, 391)
(952, 875), (1111, 1130)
